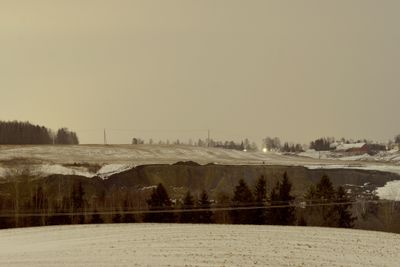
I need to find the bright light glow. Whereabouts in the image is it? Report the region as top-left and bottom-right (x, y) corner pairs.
(263, 148), (267, 153)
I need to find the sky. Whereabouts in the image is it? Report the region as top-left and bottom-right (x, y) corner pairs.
(1, 0), (399, 145)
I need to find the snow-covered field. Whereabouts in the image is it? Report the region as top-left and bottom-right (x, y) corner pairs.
(299, 148), (400, 165)
(0, 224), (398, 266)
(1, 145), (400, 179)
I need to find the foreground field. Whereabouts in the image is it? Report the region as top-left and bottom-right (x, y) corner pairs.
(0, 224), (398, 266)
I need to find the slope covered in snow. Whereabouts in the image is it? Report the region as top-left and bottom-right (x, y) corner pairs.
(299, 148), (400, 164)
(0, 224), (398, 266)
(376, 180), (400, 201)
(1, 145), (400, 178)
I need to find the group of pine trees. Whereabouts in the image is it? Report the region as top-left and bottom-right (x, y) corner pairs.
(280, 142), (304, 153)
(0, 121), (79, 145)
(309, 137), (335, 151)
(0, 173), (357, 229)
(262, 137), (303, 153)
(143, 185), (213, 224)
(144, 173), (355, 228)
(132, 137), (258, 151)
(303, 175), (356, 227)
(228, 174), (296, 225)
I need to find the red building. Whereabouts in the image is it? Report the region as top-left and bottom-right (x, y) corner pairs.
(336, 143), (369, 155)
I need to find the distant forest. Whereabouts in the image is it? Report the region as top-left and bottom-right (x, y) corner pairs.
(0, 121), (79, 145)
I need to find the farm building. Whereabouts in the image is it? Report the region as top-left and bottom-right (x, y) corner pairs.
(335, 143), (369, 155)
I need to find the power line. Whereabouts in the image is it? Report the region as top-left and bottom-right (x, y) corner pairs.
(0, 199), (392, 218)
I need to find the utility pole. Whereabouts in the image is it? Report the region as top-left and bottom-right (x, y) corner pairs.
(207, 129), (210, 147)
(104, 129), (107, 145)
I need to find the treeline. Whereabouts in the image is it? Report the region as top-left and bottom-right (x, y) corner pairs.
(133, 137), (258, 151)
(309, 137), (335, 151)
(263, 135), (400, 153)
(309, 137), (393, 152)
(210, 138), (258, 151)
(262, 137), (304, 153)
(0, 121), (79, 145)
(0, 173), (375, 230)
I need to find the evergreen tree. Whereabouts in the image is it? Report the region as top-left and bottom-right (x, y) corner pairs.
(316, 175), (336, 200)
(335, 186), (356, 228)
(55, 128), (79, 144)
(196, 190), (213, 223)
(144, 183), (175, 223)
(305, 175), (338, 226)
(395, 134), (400, 145)
(282, 142), (290, 152)
(230, 179), (255, 224)
(179, 191), (196, 223)
(254, 176), (267, 224)
(268, 172), (295, 225)
(316, 175), (337, 226)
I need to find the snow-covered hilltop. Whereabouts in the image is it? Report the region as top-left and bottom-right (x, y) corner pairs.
(1, 144), (400, 179)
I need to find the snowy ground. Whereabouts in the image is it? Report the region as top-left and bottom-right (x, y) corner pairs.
(0, 224), (398, 266)
(299, 148), (400, 165)
(1, 145), (400, 178)
(376, 180), (400, 201)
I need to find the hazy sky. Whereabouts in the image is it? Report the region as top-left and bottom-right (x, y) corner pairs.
(1, 0), (399, 144)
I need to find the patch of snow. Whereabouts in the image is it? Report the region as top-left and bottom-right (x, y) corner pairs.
(139, 185), (157, 191)
(300, 147), (400, 165)
(298, 150), (332, 159)
(376, 180), (400, 201)
(305, 164), (400, 175)
(336, 143), (366, 151)
(1, 145), (400, 177)
(96, 164), (135, 179)
(305, 164), (354, 170)
(32, 164), (93, 178)
(340, 154), (372, 161)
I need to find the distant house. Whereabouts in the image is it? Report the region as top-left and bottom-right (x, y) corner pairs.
(335, 143), (369, 155)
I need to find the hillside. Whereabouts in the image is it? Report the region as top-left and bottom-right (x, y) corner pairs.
(0, 224), (398, 266)
(1, 145), (400, 201)
(1, 144), (400, 178)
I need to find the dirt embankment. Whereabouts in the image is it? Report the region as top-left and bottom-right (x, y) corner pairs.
(103, 164), (400, 198)
(1, 164), (399, 200)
